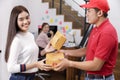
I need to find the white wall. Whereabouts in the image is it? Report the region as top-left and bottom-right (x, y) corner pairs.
(0, 1), (3, 79)
(108, 0), (120, 42)
(0, 0), (13, 80)
(65, 0), (120, 42)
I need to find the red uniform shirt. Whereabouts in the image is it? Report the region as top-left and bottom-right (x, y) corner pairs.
(86, 19), (118, 75)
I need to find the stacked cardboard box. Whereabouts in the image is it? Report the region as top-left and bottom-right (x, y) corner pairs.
(46, 31), (66, 67)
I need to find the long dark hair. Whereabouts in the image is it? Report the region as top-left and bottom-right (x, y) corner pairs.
(41, 23), (49, 30)
(5, 5), (29, 62)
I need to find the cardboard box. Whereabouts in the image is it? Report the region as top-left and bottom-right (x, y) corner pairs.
(50, 31), (66, 50)
(46, 52), (64, 67)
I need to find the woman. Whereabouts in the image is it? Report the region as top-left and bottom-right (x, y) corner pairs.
(36, 23), (53, 57)
(5, 5), (51, 80)
(36, 23), (53, 49)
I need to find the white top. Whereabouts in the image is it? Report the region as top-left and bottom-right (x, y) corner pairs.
(7, 31), (39, 73)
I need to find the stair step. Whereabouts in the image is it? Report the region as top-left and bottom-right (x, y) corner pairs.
(63, 12), (84, 22)
(42, 0), (65, 8)
(64, 14), (84, 28)
(42, 0), (65, 4)
(40, 2), (49, 10)
(47, 8), (56, 15)
(41, 0), (84, 29)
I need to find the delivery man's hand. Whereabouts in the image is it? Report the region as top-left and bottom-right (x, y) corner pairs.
(53, 58), (71, 71)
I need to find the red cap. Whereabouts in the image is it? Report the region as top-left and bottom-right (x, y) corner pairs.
(80, 0), (110, 13)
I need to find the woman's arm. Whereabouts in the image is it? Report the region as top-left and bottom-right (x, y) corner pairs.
(26, 59), (52, 71)
(40, 42), (55, 56)
(7, 37), (52, 73)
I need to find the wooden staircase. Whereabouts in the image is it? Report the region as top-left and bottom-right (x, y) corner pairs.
(42, 0), (84, 30)
(38, 0), (84, 45)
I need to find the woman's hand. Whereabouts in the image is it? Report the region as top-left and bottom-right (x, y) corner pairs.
(37, 59), (52, 71)
(49, 30), (54, 37)
(44, 42), (56, 53)
(40, 42), (56, 56)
